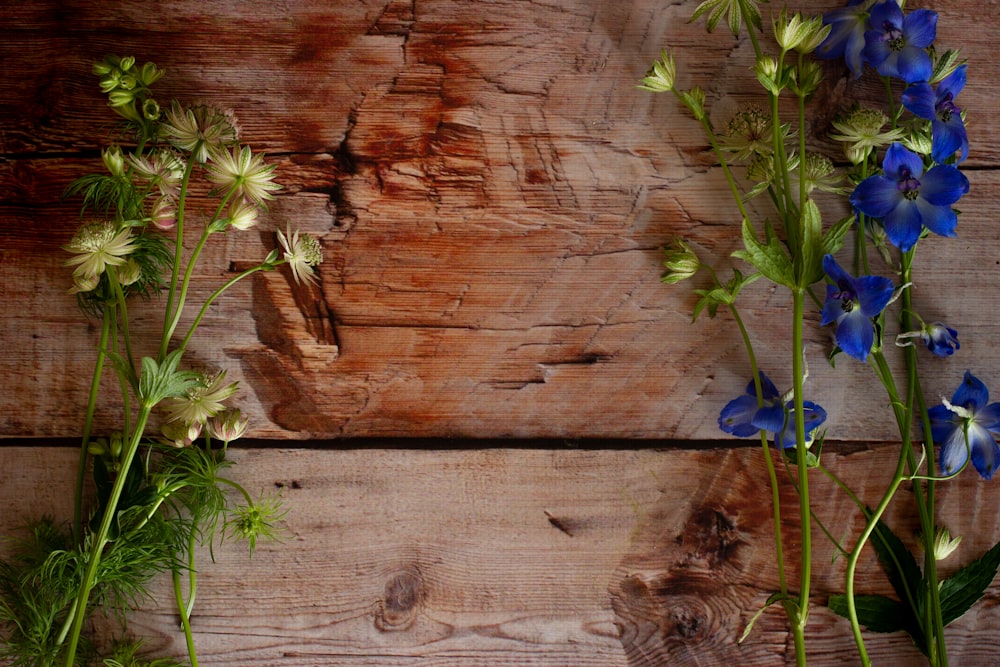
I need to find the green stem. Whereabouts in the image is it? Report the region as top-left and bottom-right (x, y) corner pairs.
(160, 152), (198, 361)
(73, 310), (113, 544)
(791, 287), (811, 665)
(63, 404), (153, 667)
(173, 566), (200, 667)
(177, 262), (272, 355)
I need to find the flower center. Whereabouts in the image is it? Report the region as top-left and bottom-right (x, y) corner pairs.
(897, 168), (921, 200)
(937, 94), (960, 123)
(881, 21), (905, 51)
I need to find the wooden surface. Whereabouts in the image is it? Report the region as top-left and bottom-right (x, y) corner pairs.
(3, 0), (1000, 664)
(3, 445), (999, 666)
(2, 0), (999, 440)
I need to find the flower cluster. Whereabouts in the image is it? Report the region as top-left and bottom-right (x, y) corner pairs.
(643, 0), (999, 662)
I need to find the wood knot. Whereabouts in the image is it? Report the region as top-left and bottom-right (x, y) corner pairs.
(375, 567), (423, 632)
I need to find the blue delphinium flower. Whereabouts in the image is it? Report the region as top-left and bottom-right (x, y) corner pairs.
(862, 2), (937, 83)
(928, 371), (1000, 479)
(821, 254), (895, 361)
(719, 372), (827, 449)
(897, 322), (960, 357)
(850, 142), (970, 251)
(814, 0), (872, 79)
(902, 65), (968, 164)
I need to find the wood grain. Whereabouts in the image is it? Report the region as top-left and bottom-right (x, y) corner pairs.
(1, 1), (998, 440)
(2, 445), (998, 665)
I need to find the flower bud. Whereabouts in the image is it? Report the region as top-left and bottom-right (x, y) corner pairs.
(679, 86), (706, 121)
(208, 408), (249, 443)
(662, 239), (700, 284)
(102, 146), (125, 178)
(87, 438), (107, 456)
(142, 98), (161, 121)
(118, 258), (142, 286)
(68, 272), (100, 294)
(790, 61), (824, 97)
(638, 50), (676, 93)
(755, 56), (782, 95)
(119, 56), (136, 72)
(109, 432), (124, 458)
(902, 128), (933, 157)
(226, 198), (260, 231)
(931, 526), (962, 561)
(150, 196), (176, 231)
(161, 420), (203, 448)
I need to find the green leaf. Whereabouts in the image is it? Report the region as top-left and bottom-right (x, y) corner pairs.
(939, 539), (1000, 626)
(739, 591), (786, 644)
(870, 517), (924, 614)
(796, 198), (823, 287)
(733, 218), (794, 288)
(137, 349), (200, 407)
(107, 350), (139, 397)
(822, 214), (854, 257)
(690, 0), (763, 36)
(828, 594), (913, 634)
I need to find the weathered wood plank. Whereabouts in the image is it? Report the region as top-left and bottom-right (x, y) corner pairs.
(1, 1), (999, 441)
(2, 445), (998, 665)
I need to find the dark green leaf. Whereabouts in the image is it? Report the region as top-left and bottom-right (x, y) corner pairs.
(797, 198), (823, 287)
(733, 218), (794, 288)
(822, 214), (854, 257)
(828, 594), (914, 634)
(939, 539), (1000, 626)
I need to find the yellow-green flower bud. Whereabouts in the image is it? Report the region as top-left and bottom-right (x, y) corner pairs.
(662, 239), (700, 284)
(87, 438), (107, 456)
(638, 50), (676, 93)
(119, 56), (136, 72)
(791, 61), (824, 97)
(930, 526), (962, 561)
(755, 56), (782, 95)
(102, 146), (125, 178)
(109, 432), (124, 458)
(118, 258), (141, 286)
(680, 86), (706, 121)
(142, 98), (161, 121)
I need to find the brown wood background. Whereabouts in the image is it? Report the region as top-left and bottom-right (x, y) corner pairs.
(2, 0), (999, 664)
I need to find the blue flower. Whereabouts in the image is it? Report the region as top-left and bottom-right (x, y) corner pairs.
(923, 323), (960, 357)
(814, 0), (872, 79)
(902, 65), (968, 164)
(850, 143), (969, 251)
(928, 371), (1000, 480)
(821, 254), (895, 361)
(862, 2), (937, 83)
(719, 372), (827, 449)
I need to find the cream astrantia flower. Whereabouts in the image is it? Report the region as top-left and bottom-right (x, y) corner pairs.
(830, 105), (906, 164)
(276, 225), (323, 285)
(204, 145), (282, 205)
(208, 408), (249, 443)
(128, 149), (184, 198)
(165, 371), (238, 426)
(160, 100), (239, 163)
(226, 198), (260, 231)
(64, 221), (136, 281)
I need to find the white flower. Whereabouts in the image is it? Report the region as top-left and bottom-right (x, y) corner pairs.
(128, 149), (184, 198)
(204, 145), (281, 205)
(160, 101), (239, 163)
(226, 198), (260, 231)
(208, 408), (249, 443)
(64, 221), (136, 281)
(165, 371), (238, 426)
(276, 226), (323, 285)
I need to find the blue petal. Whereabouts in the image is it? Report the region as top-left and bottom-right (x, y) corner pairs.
(932, 117), (969, 164)
(835, 310), (874, 360)
(952, 371), (988, 411)
(882, 199), (921, 251)
(937, 65), (967, 101)
(925, 323), (959, 357)
(752, 402), (787, 434)
(802, 401), (828, 430)
(821, 287), (845, 326)
(928, 404), (959, 443)
(921, 165), (969, 206)
(850, 175), (900, 219)
(902, 83), (936, 119)
(855, 275), (895, 317)
(976, 402), (1000, 433)
(870, 2), (902, 31)
(970, 430), (1000, 480)
(939, 424), (970, 475)
(892, 47), (933, 83)
(719, 394), (761, 437)
(745, 371), (780, 401)
(903, 9), (938, 49)
(862, 32), (892, 68)
(883, 143), (924, 180)
(914, 198), (957, 238)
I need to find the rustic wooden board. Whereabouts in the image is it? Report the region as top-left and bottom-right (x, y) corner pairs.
(2, 445), (998, 665)
(2, 1), (999, 440)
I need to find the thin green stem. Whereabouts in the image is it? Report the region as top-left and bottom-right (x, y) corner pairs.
(160, 152), (199, 361)
(74, 310), (113, 544)
(791, 287), (811, 664)
(177, 263), (272, 355)
(173, 566), (199, 667)
(63, 405), (153, 667)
